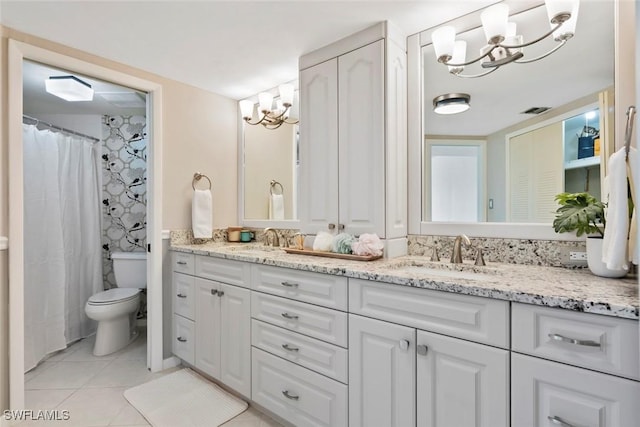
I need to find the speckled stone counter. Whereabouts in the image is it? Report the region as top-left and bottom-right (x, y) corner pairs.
(171, 242), (639, 320)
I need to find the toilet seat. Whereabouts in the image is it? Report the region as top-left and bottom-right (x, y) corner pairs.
(88, 288), (139, 305)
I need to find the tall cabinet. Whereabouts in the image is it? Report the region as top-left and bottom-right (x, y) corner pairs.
(299, 22), (408, 255)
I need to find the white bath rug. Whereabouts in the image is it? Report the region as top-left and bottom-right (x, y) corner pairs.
(124, 368), (248, 427)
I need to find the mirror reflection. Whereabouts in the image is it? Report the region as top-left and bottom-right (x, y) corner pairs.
(422, 1), (613, 224)
(242, 89), (299, 221)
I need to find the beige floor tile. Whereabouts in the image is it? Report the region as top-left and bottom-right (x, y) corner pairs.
(52, 387), (130, 427)
(82, 359), (155, 388)
(24, 389), (75, 411)
(108, 403), (149, 426)
(26, 361), (111, 390)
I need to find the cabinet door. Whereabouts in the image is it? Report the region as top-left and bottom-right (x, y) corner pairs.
(220, 283), (251, 398)
(338, 40), (385, 236)
(512, 353), (640, 427)
(299, 58), (339, 234)
(416, 330), (509, 427)
(194, 278), (221, 379)
(349, 314), (415, 427)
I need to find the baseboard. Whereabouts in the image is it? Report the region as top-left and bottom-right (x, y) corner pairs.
(162, 356), (182, 370)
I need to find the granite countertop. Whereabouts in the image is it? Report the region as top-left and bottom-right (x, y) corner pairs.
(171, 242), (639, 320)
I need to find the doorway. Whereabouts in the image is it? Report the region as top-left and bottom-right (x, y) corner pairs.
(8, 40), (164, 410)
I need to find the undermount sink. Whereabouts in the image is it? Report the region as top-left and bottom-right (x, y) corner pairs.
(391, 259), (501, 281)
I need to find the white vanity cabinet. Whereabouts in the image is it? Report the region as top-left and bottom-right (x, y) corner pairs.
(299, 22), (407, 242)
(171, 252), (252, 398)
(348, 279), (510, 427)
(511, 303), (640, 427)
(250, 265), (348, 426)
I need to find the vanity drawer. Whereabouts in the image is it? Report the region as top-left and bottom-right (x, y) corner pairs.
(252, 292), (348, 347)
(512, 303), (639, 380)
(173, 272), (195, 320)
(172, 251), (195, 275)
(349, 278), (510, 348)
(172, 314), (195, 365)
(252, 347), (348, 427)
(251, 265), (348, 310)
(195, 255), (251, 288)
(512, 353), (640, 427)
(252, 319), (348, 383)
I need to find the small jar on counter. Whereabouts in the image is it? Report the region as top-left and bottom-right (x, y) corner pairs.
(227, 226), (242, 242)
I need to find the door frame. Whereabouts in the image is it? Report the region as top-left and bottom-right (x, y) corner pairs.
(8, 40), (164, 409)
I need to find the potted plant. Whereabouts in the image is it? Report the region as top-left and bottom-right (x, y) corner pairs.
(553, 192), (628, 277)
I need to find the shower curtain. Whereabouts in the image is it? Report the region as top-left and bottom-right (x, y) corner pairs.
(23, 124), (103, 371)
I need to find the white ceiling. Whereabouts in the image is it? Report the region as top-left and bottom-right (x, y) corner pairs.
(0, 0), (496, 100)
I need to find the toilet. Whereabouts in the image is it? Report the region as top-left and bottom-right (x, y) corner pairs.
(85, 251), (146, 356)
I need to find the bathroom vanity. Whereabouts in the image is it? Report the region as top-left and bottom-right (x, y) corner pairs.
(170, 243), (639, 427)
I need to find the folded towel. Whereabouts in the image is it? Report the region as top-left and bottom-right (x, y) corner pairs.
(602, 147), (637, 269)
(192, 189), (212, 239)
(269, 194), (285, 220)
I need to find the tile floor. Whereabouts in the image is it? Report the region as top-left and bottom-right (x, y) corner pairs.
(12, 329), (283, 427)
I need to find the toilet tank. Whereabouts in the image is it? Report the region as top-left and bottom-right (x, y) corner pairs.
(111, 251), (147, 288)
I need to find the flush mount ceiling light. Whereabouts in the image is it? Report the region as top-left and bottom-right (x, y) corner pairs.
(433, 93), (471, 115)
(239, 83), (299, 130)
(45, 75), (94, 101)
(431, 0), (579, 79)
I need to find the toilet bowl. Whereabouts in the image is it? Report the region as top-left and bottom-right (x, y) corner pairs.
(85, 251), (146, 356)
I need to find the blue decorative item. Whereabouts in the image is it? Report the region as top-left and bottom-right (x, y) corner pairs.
(578, 136), (594, 159)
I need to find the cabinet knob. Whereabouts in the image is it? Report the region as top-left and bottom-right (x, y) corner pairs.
(399, 339), (410, 351)
(282, 390), (300, 401)
(217, 291), (225, 297)
(176, 293), (187, 298)
(282, 344), (300, 352)
(210, 289), (218, 296)
(176, 337), (187, 343)
(176, 261), (187, 265)
(417, 345), (428, 356)
(281, 281), (299, 288)
(328, 223), (336, 230)
(281, 312), (299, 320)
(547, 416), (576, 427)
(548, 333), (601, 348)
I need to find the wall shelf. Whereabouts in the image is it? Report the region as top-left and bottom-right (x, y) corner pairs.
(564, 156), (600, 170)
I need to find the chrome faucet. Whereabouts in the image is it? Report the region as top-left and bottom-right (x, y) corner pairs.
(450, 234), (472, 264)
(450, 234), (486, 266)
(263, 227), (280, 247)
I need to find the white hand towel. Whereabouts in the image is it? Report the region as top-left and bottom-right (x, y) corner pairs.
(626, 148), (638, 264)
(269, 194), (285, 220)
(602, 147), (632, 270)
(192, 189), (212, 239)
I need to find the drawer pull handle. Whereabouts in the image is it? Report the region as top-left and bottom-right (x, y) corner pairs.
(281, 281), (299, 288)
(217, 291), (225, 297)
(548, 416), (576, 427)
(210, 289), (218, 296)
(282, 390), (299, 400)
(176, 337), (187, 343)
(176, 261), (187, 265)
(548, 333), (601, 348)
(417, 345), (428, 356)
(281, 312), (299, 320)
(176, 293), (187, 298)
(282, 344), (300, 352)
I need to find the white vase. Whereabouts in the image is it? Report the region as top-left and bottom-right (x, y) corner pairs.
(586, 236), (629, 278)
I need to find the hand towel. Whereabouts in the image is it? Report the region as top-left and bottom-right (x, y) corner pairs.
(192, 189), (212, 239)
(627, 148), (638, 264)
(269, 194), (285, 220)
(602, 147), (635, 270)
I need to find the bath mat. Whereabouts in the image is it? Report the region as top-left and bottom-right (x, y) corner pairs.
(124, 368), (248, 427)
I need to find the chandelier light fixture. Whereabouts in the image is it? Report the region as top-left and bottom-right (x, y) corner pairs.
(239, 83), (299, 130)
(431, 0), (579, 79)
(45, 75), (94, 101)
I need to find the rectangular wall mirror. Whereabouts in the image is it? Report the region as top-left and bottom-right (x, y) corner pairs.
(239, 86), (300, 228)
(409, 0), (614, 239)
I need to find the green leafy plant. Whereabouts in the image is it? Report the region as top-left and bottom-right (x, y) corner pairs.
(553, 192), (605, 237)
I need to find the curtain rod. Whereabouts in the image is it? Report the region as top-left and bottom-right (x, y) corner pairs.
(22, 115), (100, 143)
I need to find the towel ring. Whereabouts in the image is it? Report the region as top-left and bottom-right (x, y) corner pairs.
(192, 172), (212, 190)
(270, 180), (284, 196)
(624, 106), (636, 161)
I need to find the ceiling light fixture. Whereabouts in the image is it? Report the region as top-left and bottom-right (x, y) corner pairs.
(45, 75), (94, 101)
(239, 84), (299, 130)
(433, 93), (471, 115)
(431, 0), (579, 79)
